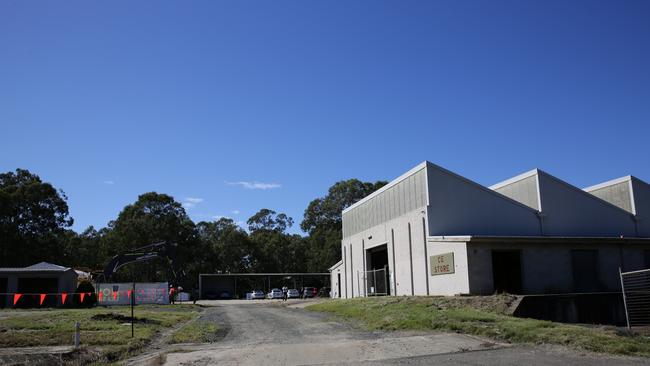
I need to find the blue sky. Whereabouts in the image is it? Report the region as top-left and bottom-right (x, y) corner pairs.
(1, 1), (649, 234)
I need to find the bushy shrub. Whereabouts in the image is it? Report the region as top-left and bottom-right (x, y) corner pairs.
(74, 280), (97, 307)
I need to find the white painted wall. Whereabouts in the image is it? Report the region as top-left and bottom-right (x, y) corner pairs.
(426, 241), (470, 295)
(340, 208), (427, 298)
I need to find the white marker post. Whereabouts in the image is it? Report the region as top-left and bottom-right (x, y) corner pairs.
(74, 321), (80, 348)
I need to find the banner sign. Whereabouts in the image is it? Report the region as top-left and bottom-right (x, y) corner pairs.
(97, 282), (169, 305)
(430, 253), (455, 275)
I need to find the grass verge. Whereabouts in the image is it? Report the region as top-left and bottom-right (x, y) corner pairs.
(169, 320), (219, 343)
(0, 304), (201, 363)
(307, 296), (650, 358)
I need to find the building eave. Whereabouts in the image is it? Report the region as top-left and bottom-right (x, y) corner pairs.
(427, 235), (650, 244)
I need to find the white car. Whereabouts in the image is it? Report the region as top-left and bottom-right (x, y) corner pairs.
(287, 289), (300, 299)
(250, 290), (265, 300)
(267, 288), (283, 299)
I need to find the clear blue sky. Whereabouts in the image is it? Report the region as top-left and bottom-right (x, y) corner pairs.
(1, 1), (649, 234)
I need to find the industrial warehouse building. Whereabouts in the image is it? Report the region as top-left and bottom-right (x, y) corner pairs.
(330, 161), (650, 299)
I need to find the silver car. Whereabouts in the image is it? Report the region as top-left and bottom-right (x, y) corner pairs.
(287, 289), (300, 299)
(267, 288), (283, 299)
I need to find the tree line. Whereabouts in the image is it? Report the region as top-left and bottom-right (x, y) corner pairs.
(0, 168), (386, 289)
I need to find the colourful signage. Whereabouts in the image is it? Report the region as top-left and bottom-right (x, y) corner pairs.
(97, 282), (169, 305)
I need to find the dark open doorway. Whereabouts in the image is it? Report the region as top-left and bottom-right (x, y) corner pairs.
(571, 249), (600, 292)
(337, 273), (341, 298)
(492, 250), (522, 294)
(0, 278), (7, 308)
(366, 245), (390, 296)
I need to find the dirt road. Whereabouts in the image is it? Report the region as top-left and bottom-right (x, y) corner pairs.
(145, 300), (650, 366)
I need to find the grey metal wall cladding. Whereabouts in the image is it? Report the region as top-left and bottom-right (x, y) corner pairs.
(589, 182), (633, 213)
(494, 175), (539, 210)
(343, 168), (427, 238)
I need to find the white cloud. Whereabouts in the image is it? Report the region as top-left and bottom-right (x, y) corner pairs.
(231, 210), (240, 215)
(103, 180), (115, 185)
(183, 197), (204, 208)
(226, 181), (281, 190)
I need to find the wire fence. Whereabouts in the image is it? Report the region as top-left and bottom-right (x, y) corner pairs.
(364, 267), (388, 296)
(620, 267), (650, 328)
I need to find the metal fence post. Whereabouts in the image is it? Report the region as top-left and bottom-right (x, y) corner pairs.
(620, 267), (631, 329)
(373, 270), (377, 297)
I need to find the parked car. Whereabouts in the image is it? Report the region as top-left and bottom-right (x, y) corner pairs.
(302, 287), (318, 298)
(219, 291), (232, 299)
(268, 288), (284, 299)
(250, 290), (265, 300)
(287, 289), (300, 299)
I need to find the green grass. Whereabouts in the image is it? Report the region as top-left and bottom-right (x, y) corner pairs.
(169, 319), (219, 344)
(0, 304), (201, 363)
(307, 296), (650, 358)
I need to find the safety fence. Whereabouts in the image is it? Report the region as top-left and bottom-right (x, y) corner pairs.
(1, 282), (169, 307)
(364, 267), (388, 296)
(620, 268), (650, 328)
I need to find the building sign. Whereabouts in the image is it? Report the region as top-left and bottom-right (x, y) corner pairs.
(97, 282), (169, 305)
(430, 253), (454, 275)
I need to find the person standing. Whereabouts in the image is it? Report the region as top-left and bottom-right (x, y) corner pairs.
(282, 286), (288, 301)
(169, 286), (176, 305)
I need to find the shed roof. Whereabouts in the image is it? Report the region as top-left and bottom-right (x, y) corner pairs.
(0, 262), (73, 273)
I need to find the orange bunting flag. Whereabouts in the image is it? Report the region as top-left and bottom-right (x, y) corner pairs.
(61, 292), (68, 304)
(113, 291), (118, 300)
(13, 293), (22, 306)
(127, 290), (132, 299)
(40, 294), (47, 305)
(80, 293), (86, 303)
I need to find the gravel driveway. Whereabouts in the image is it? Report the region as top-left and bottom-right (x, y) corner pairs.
(151, 300), (649, 366)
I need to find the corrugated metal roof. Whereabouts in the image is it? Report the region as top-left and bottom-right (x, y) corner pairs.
(0, 262), (72, 273)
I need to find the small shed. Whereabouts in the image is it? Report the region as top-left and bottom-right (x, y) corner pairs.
(0, 262), (78, 307)
(329, 260), (343, 298)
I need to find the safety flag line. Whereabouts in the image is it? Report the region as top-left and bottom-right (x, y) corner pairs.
(3, 292), (96, 306)
(0, 292), (97, 295)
